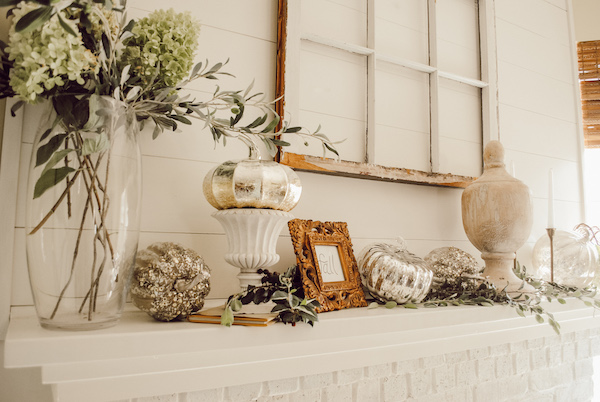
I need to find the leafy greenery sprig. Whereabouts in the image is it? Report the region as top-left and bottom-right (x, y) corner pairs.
(366, 262), (600, 335)
(1, 0), (341, 161)
(221, 266), (320, 327)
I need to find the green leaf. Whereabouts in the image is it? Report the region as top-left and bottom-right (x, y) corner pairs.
(121, 18), (135, 35)
(0, 0), (22, 7)
(549, 318), (561, 335)
(15, 6), (54, 34)
(33, 166), (75, 199)
(231, 298), (243, 312)
(101, 32), (111, 56)
(384, 301), (397, 309)
(220, 305), (234, 327)
(41, 148), (74, 175)
(368, 302), (379, 309)
(515, 307), (526, 317)
(39, 128), (53, 142)
(557, 298), (567, 304)
(36, 134), (67, 167)
(324, 142), (339, 157)
(244, 115), (267, 129)
(171, 115), (192, 125)
(535, 314), (544, 324)
(56, 11), (77, 36)
(260, 116), (281, 133)
(270, 139), (291, 147)
(10, 100), (25, 117)
(284, 126), (302, 134)
(271, 290), (287, 301)
(403, 303), (418, 309)
(52, 95), (90, 130)
(80, 132), (109, 156)
(252, 287), (269, 304)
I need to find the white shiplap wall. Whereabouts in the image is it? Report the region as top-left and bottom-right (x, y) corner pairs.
(0, 0), (587, 400)
(495, 0), (585, 266)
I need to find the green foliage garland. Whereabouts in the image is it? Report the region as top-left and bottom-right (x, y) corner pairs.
(222, 266), (320, 327)
(367, 262), (600, 335)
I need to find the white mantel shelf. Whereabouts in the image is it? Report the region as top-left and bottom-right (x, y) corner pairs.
(4, 300), (600, 402)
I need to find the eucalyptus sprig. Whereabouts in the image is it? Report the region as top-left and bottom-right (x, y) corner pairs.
(366, 262), (600, 335)
(221, 266), (320, 327)
(132, 61), (341, 158)
(1, 0), (341, 161)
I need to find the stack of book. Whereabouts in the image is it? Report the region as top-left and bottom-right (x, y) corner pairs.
(188, 305), (278, 327)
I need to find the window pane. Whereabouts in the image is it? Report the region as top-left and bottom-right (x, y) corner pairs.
(301, 0), (367, 47)
(436, 0), (481, 80)
(375, 0), (429, 64)
(287, 41), (367, 162)
(438, 78), (482, 176)
(373, 62), (430, 171)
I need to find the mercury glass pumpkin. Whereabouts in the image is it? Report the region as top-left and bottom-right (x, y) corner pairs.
(532, 225), (600, 288)
(357, 240), (434, 304)
(203, 157), (302, 211)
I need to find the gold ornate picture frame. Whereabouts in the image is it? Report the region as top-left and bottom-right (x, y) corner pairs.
(288, 219), (367, 313)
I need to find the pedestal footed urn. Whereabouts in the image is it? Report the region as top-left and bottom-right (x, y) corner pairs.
(203, 157), (301, 289)
(461, 141), (534, 294)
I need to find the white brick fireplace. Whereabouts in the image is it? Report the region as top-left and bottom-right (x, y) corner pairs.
(4, 299), (600, 401)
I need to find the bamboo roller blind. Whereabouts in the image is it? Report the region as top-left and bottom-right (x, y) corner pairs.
(578, 40), (600, 148)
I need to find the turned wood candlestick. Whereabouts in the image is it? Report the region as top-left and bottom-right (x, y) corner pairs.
(461, 141), (534, 294)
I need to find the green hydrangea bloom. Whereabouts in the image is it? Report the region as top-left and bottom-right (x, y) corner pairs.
(6, 3), (99, 103)
(121, 8), (200, 90)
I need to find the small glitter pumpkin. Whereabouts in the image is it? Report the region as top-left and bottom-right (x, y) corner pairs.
(131, 242), (211, 321)
(424, 246), (482, 288)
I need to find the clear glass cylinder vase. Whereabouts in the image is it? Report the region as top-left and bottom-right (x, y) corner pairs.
(25, 96), (142, 330)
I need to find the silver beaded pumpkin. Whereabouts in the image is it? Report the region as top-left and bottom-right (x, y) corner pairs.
(357, 240), (433, 304)
(130, 242), (211, 321)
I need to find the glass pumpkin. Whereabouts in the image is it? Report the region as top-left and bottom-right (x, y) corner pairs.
(203, 157), (302, 211)
(532, 225), (600, 288)
(357, 239), (433, 304)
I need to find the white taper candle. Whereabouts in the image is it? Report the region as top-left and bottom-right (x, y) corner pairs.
(548, 169), (554, 228)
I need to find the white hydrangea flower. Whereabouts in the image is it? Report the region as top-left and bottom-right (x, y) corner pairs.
(6, 3), (99, 103)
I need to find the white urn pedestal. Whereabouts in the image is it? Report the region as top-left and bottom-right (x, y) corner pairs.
(212, 208), (294, 290)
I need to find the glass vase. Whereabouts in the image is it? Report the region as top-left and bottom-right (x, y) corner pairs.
(25, 96), (142, 330)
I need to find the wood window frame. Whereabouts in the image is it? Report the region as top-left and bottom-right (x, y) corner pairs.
(275, 0), (499, 188)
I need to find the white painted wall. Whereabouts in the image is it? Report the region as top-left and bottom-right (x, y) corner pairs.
(0, 0), (587, 400)
(495, 0), (585, 266)
(573, 0), (600, 41)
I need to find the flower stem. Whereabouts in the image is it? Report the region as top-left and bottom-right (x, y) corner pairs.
(49, 183), (92, 319)
(29, 169), (82, 235)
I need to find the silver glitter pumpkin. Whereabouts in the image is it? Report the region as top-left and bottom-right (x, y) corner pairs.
(425, 246), (482, 287)
(357, 240), (433, 304)
(203, 158), (302, 211)
(131, 242), (210, 321)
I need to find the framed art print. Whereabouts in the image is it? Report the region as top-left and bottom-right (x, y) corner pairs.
(288, 219), (367, 312)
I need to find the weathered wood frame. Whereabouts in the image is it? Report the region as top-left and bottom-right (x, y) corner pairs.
(288, 219), (367, 313)
(275, 0), (499, 188)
